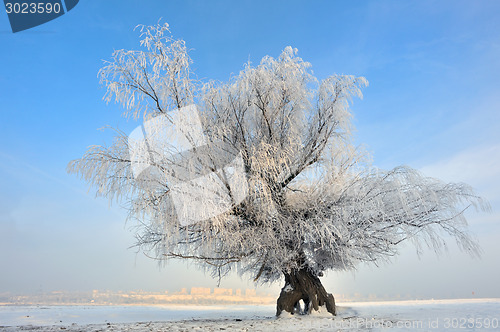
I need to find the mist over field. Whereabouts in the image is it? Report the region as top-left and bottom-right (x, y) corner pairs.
(2, 299), (500, 331)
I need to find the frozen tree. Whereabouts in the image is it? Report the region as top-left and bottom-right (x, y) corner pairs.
(68, 23), (489, 316)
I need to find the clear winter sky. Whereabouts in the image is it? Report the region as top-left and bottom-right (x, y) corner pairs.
(1, 1), (499, 299)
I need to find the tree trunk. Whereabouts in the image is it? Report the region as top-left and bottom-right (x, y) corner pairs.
(276, 268), (336, 316)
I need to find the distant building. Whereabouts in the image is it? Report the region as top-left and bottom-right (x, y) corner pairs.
(245, 289), (256, 297)
(213, 288), (232, 296)
(190, 287), (211, 295)
(235, 289), (242, 296)
(175, 288), (188, 295)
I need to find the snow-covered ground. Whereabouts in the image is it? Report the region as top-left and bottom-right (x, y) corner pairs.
(1, 299), (499, 331)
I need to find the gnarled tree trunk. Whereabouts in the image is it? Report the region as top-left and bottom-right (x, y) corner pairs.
(276, 268), (336, 316)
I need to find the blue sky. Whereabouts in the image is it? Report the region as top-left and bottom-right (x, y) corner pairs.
(1, 0), (499, 298)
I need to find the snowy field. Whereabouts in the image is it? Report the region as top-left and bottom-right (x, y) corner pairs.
(1, 299), (499, 331)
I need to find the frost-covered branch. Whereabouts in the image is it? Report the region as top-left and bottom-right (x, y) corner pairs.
(69, 23), (488, 288)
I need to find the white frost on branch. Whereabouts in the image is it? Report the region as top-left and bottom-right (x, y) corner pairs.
(68, 23), (489, 286)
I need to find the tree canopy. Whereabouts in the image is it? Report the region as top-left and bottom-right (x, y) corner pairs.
(68, 23), (488, 306)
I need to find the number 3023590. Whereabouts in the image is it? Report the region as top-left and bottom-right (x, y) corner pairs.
(5, 2), (62, 14)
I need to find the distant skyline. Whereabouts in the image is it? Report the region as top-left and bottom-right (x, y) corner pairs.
(3, 287), (475, 306)
(1, 1), (499, 299)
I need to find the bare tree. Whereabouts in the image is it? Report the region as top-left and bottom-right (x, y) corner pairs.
(68, 23), (489, 316)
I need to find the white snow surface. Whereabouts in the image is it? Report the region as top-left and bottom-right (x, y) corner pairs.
(1, 299), (499, 331)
